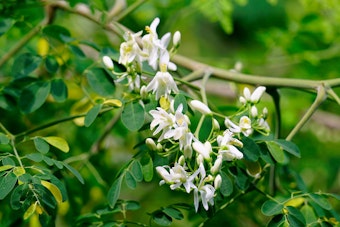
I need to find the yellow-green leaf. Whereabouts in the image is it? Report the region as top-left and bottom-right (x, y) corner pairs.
(284, 197), (305, 208)
(41, 180), (63, 204)
(42, 136), (69, 153)
(0, 165), (13, 172)
(24, 202), (37, 220)
(13, 167), (26, 177)
(103, 99), (122, 107)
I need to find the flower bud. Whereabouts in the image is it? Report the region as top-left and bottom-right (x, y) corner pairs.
(262, 107), (268, 118)
(196, 154), (204, 165)
(140, 85), (148, 100)
(173, 31), (181, 47)
(250, 86), (266, 103)
(184, 144), (193, 159)
(214, 174), (222, 189)
(189, 100), (212, 115)
(210, 156), (222, 175)
(212, 118), (220, 131)
(193, 141), (212, 161)
(102, 56), (114, 70)
(251, 106), (258, 118)
(156, 143), (163, 151)
(146, 138), (157, 150)
(178, 155), (185, 166)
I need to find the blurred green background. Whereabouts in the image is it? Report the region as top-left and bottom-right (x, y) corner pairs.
(0, 0), (339, 226)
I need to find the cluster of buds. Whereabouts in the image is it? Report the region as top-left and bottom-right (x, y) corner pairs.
(102, 18), (270, 212)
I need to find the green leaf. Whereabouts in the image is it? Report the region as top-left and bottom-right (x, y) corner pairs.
(301, 204), (317, 225)
(275, 139), (301, 158)
(198, 116), (213, 141)
(45, 56), (59, 73)
(266, 141), (285, 164)
(25, 153), (43, 162)
(163, 207), (184, 220)
(69, 45), (86, 57)
(0, 165), (13, 172)
(241, 136), (261, 161)
(63, 163), (84, 184)
(10, 183), (29, 210)
(123, 200), (141, 211)
(42, 136), (69, 153)
(141, 154), (154, 182)
(2, 157), (15, 166)
(0, 133), (9, 144)
(108, 176), (123, 208)
(34, 137), (50, 154)
(12, 53), (42, 78)
(286, 206), (306, 227)
(308, 193), (332, 210)
(261, 200), (284, 216)
(152, 210), (172, 226)
(86, 68), (115, 96)
(19, 81), (51, 113)
(84, 104), (102, 127)
(42, 25), (71, 42)
(0, 18), (14, 36)
(174, 94), (188, 113)
(267, 214), (285, 227)
(220, 171), (233, 197)
(51, 79), (68, 102)
(0, 172), (17, 199)
(121, 102), (145, 131)
(130, 160), (143, 182)
(125, 170), (137, 189)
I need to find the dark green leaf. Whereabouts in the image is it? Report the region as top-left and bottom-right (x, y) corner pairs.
(152, 210), (172, 226)
(130, 160), (143, 182)
(107, 176), (123, 208)
(124, 200), (141, 211)
(163, 207), (184, 220)
(69, 45), (86, 57)
(267, 214), (285, 227)
(42, 25), (71, 42)
(0, 133), (9, 144)
(10, 183), (29, 210)
(174, 94), (188, 113)
(0, 18), (14, 36)
(141, 154), (154, 182)
(241, 136), (261, 161)
(45, 56), (59, 73)
(125, 170), (137, 189)
(275, 139), (301, 158)
(199, 116), (212, 141)
(19, 81), (51, 113)
(220, 171), (233, 197)
(121, 102), (145, 131)
(0, 172), (17, 199)
(25, 153), (43, 162)
(84, 104), (102, 127)
(234, 167), (249, 191)
(308, 193), (332, 210)
(12, 53), (42, 78)
(261, 200), (284, 216)
(266, 141), (285, 164)
(2, 157), (15, 166)
(34, 183), (57, 209)
(34, 137), (50, 154)
(63, 163), (84, 184)
(286, 206), (306, 226)
(86, 68), (115, 96)
(51, 78), (68, 102)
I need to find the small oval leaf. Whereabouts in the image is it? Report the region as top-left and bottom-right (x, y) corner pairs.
(41, 180), (63, 204)
(261, 200), (284, 216)
(23, 202), (37, 220)
(125, 171), (137, 189)
(121, 102), (145, 131)
(84, 104), (102, 127)
(51, 79), (68, 102)
(19, 81), (51, 113)
(34, 137), (50, 154)
(141, 154), (154, 182)
(42, 136), (69, 153)
(0, 172), (17, 200)
(266, 141), (285, 164)
(107, 176), (123, 208)
(130, 160), (143, 182)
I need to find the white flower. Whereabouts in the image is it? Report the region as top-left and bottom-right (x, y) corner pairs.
(217, 130), (243, 161)
(102, 56), (114, 70)
(193, 163), (215, 211)
(189, 100), (212, 115)
(149, 107), (175, 141)
(240, 86), (266, 104)
(225, 117), (253, 137)
(118, 31), (144, 66)
(192, 141), (212, 161)
(146, 52), (179, 100)
(210, 156), (223, 175)
(214, 174), (222, 190)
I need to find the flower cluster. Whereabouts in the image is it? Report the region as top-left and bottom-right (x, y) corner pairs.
(102, 17), (180, 97)
(102, 18), (270, 212)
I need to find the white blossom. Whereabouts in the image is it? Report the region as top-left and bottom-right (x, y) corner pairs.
(189, 100), (212, 115)
(102, 56), (114, 70)
(192, 141), (212, 161)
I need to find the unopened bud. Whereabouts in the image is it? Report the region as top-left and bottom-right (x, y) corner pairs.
(156, 143), (163, 151)
(251, 106), (258, 118)
(214, 174), (222, 189)
(146, 138), (157, 150)
(212, 118), (220, 131)
(140, 85), (148, 100)
(102, 56), (114, 70)
(190, 100), (212, 115)
(210, 156), (222, 175)
(184, 144), (193, 159)
(250, 86), (266, 103)
(196, 154), (204, 165)
(173, 31), (181, 47)
(178, 155), (185, 166)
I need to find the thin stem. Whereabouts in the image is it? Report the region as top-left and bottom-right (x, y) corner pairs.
(113, 0), (148, 22)
(0, 123), (13, 138)
(327, 88), (340, 105)
(286, 85), (327, 141)
(201, 70), (212, 105)
(11, 140), (24, 168)
(194, 115), (205, 139)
